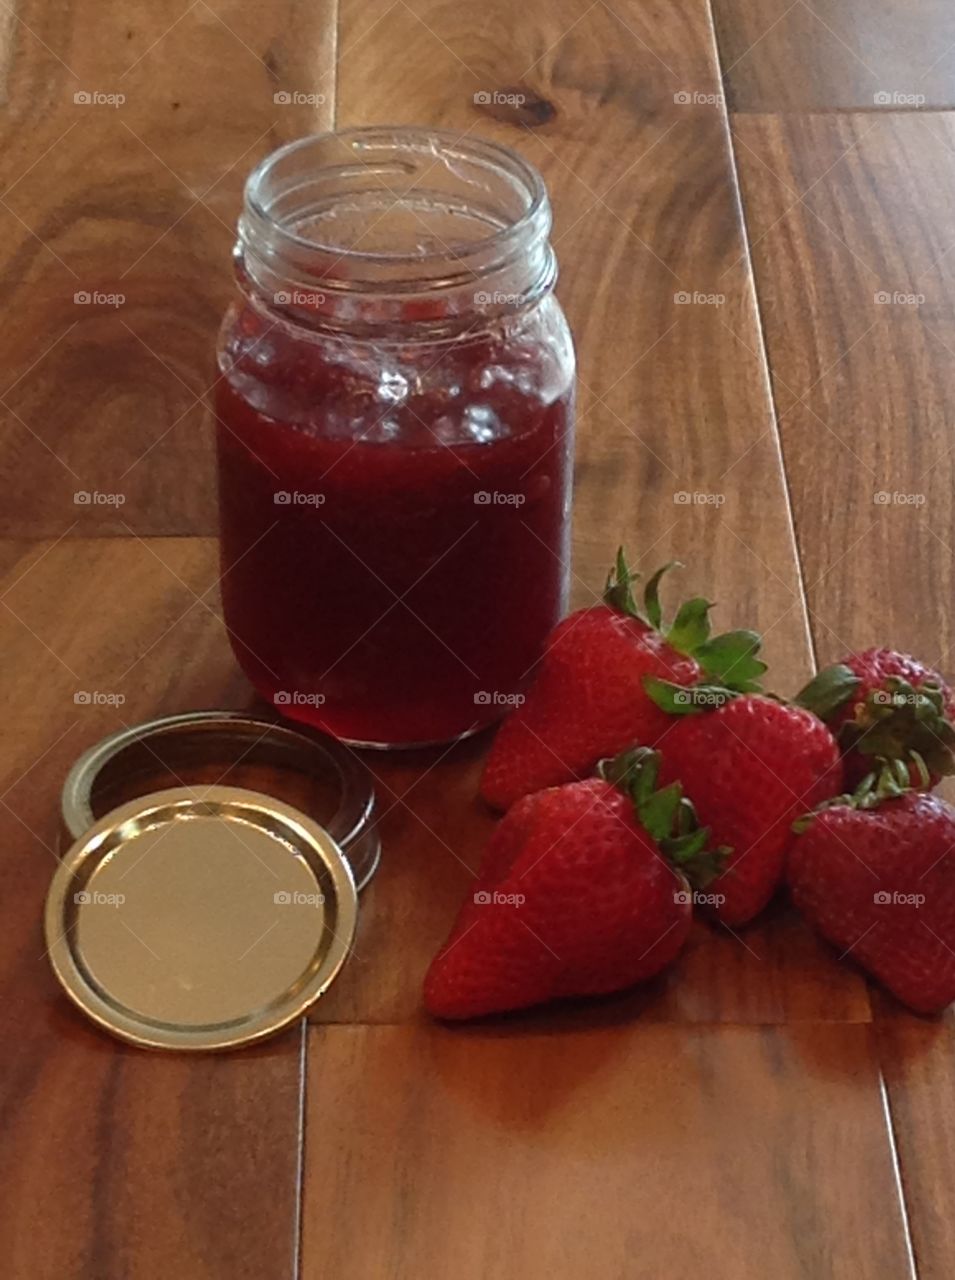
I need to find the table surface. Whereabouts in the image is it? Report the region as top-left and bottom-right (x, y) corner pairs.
(2, 1), (954, 1277)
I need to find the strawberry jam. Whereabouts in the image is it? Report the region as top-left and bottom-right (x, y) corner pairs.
(215, 130), (575, 746)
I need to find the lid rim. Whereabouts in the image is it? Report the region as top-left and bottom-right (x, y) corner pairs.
(46, 785), (358, 1053)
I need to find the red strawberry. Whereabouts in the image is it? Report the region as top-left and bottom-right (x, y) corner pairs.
(644, 683), (843, 925)
(789, 781), (955, 1013)
(795, 648), (955, 789)
(426, 750), (719, 1019)
(481, 551), (762, 811)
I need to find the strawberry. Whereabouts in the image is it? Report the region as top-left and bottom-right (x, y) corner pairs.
(795, 648), (955, 790)
(643, 682), (843, 925)
(425, 750), (720, 1020)
(789, 772), (955, 1013)
(480, 550), (765, 811)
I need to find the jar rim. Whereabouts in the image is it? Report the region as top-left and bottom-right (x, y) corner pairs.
(242, 125), (550, 274)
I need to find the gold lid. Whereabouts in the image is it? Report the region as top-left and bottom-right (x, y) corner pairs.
(44, 785), (358, 1051)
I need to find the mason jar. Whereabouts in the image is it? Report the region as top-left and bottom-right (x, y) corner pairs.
(215, 127), (575, 748)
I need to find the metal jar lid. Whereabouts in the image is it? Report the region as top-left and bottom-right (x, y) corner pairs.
(61, 710), (380, 890)
(45, 785), (358, 1051)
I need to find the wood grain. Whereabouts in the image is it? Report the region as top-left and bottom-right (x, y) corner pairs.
(302, 1021), (912, 1280)
(712, 0), (955, 111)
(730, 112), (955, 678)
(730, 108), (955, 1275)
(0, 0), (336, 538)
(876, 1020), (955, 1280)
(0, 537), (303, 1279)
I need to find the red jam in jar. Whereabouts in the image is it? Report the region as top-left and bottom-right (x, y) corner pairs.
(216, 129), (575, 747)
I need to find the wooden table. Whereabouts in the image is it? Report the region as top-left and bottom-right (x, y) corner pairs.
(2, 1), (953, 1276)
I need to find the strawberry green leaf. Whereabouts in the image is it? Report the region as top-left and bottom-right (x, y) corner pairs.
(666, 597), (713, 654)
(793, 757), (922, 832)
(603, 547), (644, 619)
(643, 561), (681, 631)
(793, 664), (861, 719)
(694, 630), (767, 692)
(638, 781), (683, 843)
(843, 676), (955, 779)
(600, 747), (728, 886)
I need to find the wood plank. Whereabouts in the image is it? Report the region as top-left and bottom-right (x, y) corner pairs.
(730, 112), (955, 681)
(305, 0), (870, 1026)
(712, 0), (955, 112)
(0, 536), (303, 1279)
(302, 1022), (912, 1280)
(730, 107), (955, 1278)
(0, 0), (336, 538)
(876, 1020), (955, 1280)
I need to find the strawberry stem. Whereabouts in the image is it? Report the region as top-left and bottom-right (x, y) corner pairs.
(602, 549), (766, 690)
(598, 747), (728, 888)
(793, 756), (923, 832)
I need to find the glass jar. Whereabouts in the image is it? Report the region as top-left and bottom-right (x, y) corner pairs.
(215, 127), (575, 748)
